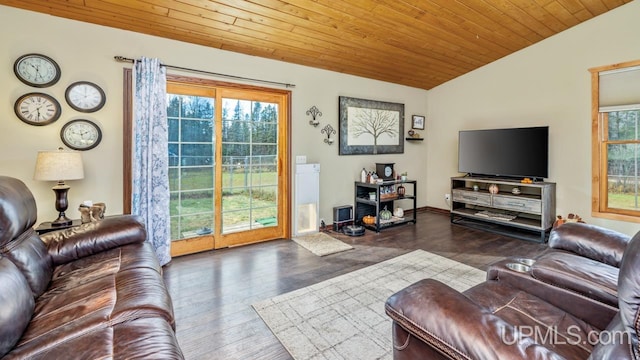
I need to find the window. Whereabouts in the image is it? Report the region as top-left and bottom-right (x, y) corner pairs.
(590, 60), (640, 221)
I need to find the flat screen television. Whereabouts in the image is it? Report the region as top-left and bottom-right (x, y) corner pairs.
(458, 126), (549, 179)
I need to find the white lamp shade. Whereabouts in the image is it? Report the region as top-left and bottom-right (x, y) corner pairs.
(34, 149), (85, 181)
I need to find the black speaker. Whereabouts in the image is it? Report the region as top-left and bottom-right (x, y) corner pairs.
(333, 205), (353, 231)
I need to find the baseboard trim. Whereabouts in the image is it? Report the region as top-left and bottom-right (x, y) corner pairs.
(423, 206), (449, 215)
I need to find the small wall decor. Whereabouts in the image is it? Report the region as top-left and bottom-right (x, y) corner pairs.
(306, 105), (322, 127)
(321, 124), (336, 145)
(411, 115), (425, 130)
(339, 96), (404, 155)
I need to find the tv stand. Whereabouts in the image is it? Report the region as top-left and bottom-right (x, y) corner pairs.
(450, 176), (556, 243)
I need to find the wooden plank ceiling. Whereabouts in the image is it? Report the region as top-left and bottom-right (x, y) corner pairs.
(0, 0), (631, 90)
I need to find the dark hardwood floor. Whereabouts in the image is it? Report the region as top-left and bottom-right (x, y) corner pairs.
(162, 210), (549, 359)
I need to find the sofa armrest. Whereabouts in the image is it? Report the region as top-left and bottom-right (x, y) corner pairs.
(385, 279), (563, 360)
(548, 222), (631, 267)
(40, 215), (147, 266)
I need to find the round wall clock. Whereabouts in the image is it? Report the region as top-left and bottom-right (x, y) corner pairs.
(13, 53), (61, 88)
(65, 81), (106, 112)
(14, 92), (62, 126)
(60, 119), (102, 151)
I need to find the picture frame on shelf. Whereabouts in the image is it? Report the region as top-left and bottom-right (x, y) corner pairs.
(411, 115), (425, 130)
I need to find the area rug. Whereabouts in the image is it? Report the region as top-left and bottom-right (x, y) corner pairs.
(292, 232), (354, 256)
(252, 250), (486, 360)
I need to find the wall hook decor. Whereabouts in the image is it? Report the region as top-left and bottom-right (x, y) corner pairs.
(321, 124), (336, 145)
(306, 106), (322, 127)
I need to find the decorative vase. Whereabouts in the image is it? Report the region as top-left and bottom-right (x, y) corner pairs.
(397, 185), (405, 196)
(489, 184), (499, 194)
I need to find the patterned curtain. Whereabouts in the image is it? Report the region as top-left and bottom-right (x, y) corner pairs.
(132, 57), (171, 266)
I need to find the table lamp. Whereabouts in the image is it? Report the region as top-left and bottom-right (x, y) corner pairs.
(34, 148), (84, 226)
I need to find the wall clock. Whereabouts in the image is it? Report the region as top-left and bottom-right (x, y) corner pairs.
(65, 81), (106, 112)
(13, 53), (61, 88)
(60, 119), (102, 151)
(14, 92), (62, 126)
(375, 163), (395, 181)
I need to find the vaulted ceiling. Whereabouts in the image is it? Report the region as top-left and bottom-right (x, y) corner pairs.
(0, 0), (631, 90)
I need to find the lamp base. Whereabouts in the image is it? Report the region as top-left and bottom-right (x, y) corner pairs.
(51, 183), (72, 227)
(51, 212), (72, 227)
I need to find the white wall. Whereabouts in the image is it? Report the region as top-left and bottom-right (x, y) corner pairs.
(427, 1), (640, 235)
(0, 5), (428, 228)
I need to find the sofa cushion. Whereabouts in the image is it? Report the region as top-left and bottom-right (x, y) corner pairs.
(0, 176), (37, 246)
(1, 228), (53, 298)
(11, 242), (175, 357)
(0, 176), (52, 297)
(531, 252), (618, 307)
(3, 316), (183, 359)
(464, 281), (599, 359)
(548, 222), (630, 267)
(0, 258), (34, 358)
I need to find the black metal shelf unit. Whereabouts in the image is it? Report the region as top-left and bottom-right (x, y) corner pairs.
(354, 180), (417, 232)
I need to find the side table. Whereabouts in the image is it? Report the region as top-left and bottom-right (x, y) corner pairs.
(35, 219), (83, 235)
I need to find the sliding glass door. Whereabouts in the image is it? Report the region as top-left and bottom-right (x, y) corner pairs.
(167, 82), (290, 255)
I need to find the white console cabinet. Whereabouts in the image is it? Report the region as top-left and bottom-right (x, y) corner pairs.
(450, 177), (556, 242)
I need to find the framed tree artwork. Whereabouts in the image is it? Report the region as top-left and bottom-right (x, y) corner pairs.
(338, 96), (404, 155)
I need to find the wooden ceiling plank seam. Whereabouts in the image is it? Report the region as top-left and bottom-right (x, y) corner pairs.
(395, 0), (540, 48)
(0, 1), (230, 51)
(573, 8), (594, 21)
(429, 0), (544, 43)
(278, 13), (490, 71)
(285, 25), (475, 74)
(92, 1), (448, 81)
(205, 0), (333, 30)
(94, 0), (170, 17)
(600, 0), (628, 11)
(373, 1), (519, 57)
(466, 0), (557, 39)
(230, 19), (465, 80)
(141, 0), (242, 25)
(507, 0), (570, 32)
(555, 0), (589, 14)
(578, 0), (612, 14)
(316, 0), (513, 64)
(542, 2), (582, 27)
(252, 0), (507, 68)
(226, 0), (490, 71)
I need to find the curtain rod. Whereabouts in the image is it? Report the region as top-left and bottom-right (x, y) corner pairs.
(114, 56), (296, 88)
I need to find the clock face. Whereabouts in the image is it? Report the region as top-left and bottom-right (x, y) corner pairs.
(61, 119), (102, 150)
(385, 166), (393, 177)
(65, 81), (106, 112)
(14, 54), (61, 88)
(14, 93), (61, 126)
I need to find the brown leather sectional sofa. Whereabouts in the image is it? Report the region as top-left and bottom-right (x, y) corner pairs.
(0, 176), (183, 359)
(386, 222), (639, 359)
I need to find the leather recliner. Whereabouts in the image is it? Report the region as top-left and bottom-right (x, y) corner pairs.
(385, 224), (640, 359)
(0, 176), (183, 359)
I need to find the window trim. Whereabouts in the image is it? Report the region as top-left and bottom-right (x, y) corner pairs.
(590, 59), (640, 223)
